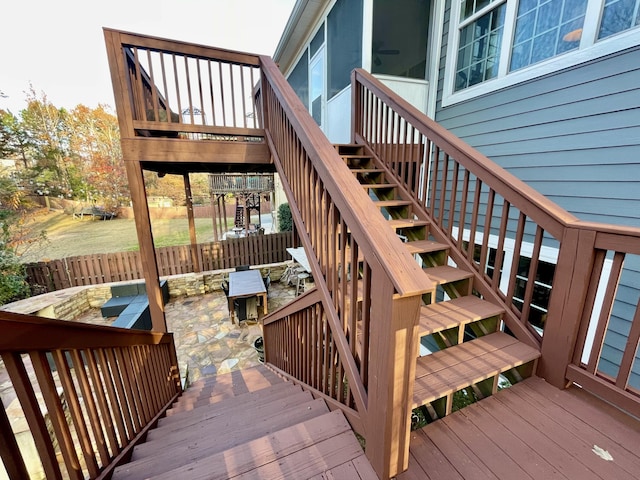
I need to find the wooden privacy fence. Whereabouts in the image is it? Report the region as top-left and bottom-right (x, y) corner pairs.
(25, 232), (295, 292)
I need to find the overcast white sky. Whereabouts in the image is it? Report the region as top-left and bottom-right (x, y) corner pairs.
(0, 0), (295, 114)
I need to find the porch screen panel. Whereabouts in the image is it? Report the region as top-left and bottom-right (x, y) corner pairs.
(327, 0), (363, 98)
(372, 0), (430, 79)
(288, 49), (309, 108)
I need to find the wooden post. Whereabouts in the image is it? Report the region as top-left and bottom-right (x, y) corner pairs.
(183, 173), (200, 273)
(365, 270), (422, 479)
(210, 193), (220, 242)
(125, 161), (167, 333)
(537, 227), (597, 388)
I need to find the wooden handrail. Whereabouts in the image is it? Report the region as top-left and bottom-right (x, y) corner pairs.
(112, 29), (262, 67)
(0, 312), (174, 350)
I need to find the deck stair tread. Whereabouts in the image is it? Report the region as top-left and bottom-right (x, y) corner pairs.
(419, 296), (505, 335)
(159, 382), (301, 426)
(374, 199), (413, 208)
(115, 409), (375, 480)
(113, 366), (375, 480)
(362, 182), (398, 189)
(351, 168), (386, 174)
(406, 239), (449, 255)
(166, 365), (284, 414)
(412, 332), (540, 408)
(423, 265), (473, 285)
(388, 218), (430, 229)
(125, 395), (326, 474)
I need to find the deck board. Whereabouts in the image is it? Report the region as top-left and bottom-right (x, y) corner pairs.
(401, 376), (640, 479)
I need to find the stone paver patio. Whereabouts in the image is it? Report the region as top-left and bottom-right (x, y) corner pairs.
(70, 279), (303, 383)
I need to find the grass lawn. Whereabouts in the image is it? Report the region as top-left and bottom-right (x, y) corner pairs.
(19, 210), (232, 263)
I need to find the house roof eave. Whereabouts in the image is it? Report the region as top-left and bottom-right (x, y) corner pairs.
(273, 0), (330, 73)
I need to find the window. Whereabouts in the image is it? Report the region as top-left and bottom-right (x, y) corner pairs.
(455, 2), (506, 90)
(446, 0), (640, 99)
(372, 0), (430, 79)
(510, 0), (588, 71)
(599, 0), (640, 38)
(288, 50), (309, 108)
(327, 0), (363, 98)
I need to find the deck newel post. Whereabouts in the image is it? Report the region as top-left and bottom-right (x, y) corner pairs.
(125, 160), (167, 333)
(366, 273), (422, 479)
(538, 226), (597, 388)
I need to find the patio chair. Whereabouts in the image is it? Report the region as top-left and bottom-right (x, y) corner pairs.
(236, 265), (250, 271)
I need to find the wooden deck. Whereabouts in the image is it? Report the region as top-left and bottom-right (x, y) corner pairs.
(400, 376), (640, 479)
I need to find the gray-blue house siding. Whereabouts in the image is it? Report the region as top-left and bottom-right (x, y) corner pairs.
(434, 7), (640, 388)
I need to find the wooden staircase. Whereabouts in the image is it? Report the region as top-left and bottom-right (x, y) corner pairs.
(112, 365), (376, 479)
(335, 144), (541, 421)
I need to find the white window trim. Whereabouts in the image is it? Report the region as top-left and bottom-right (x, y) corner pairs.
(442, 0), (640, 107)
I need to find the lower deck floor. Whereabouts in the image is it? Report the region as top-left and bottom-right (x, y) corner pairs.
(400, 376), (640, 479)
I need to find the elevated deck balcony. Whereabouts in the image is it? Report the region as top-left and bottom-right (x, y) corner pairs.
(104, 29), (272, 174)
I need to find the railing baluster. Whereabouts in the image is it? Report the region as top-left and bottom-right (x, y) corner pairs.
(31, 350), (84, 480)
(586, 252), (625, 373)
(456, 169), (470, 248)
(429, 146), (440, 217)
(571, 250), (607, 365)
(85, 349), (120, 455)
(0, 394), (30, 479)
(492, 199), (510, 293)
(159, 52), (171, 123)
(2, 352), (62, 479)
(229, 63), (237, 127)
(196, 59), (205, 125)
(172, 54), (183, 124)
(146, 49), (159, 122)
(447, 161), (460, 239)
(520, 225), (544, 329)
(52, 349), (100, 477)
(70, 349), (110, 467)
(438, 153), (449, 228)
(479, 189), (496, 280)
(506, 212), (527, 318)
(616, 302), (640, 389)
(114, 348), (143, 431)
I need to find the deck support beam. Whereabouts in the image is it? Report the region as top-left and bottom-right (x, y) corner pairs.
(125, 160), (167, 333)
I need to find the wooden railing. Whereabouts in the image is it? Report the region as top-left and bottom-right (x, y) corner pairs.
(25, 232), (294, 293)
(259, 57), (433, 479)
(352, 69), (640, 415)
(0, 311), (181, 479)
(208, 173), (274, 194)
(562, 223), (640, 418)
(352, 69), (581, 349)
(106, 29), (263, 138)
